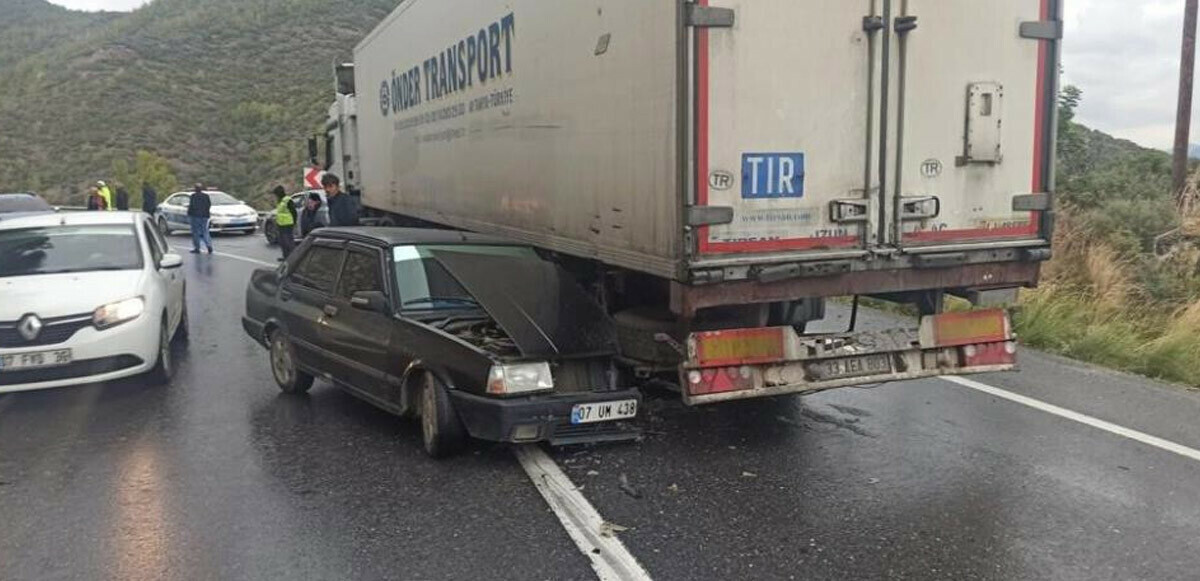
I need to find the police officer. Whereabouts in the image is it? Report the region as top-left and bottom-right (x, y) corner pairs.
(273, 185), (297, 260)
(96, 181), (114, 211)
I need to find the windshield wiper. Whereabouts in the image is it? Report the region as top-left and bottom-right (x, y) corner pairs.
(402, 296), (480, 308)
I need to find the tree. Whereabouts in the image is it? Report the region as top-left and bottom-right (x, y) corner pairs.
(111, 150), (179, 208)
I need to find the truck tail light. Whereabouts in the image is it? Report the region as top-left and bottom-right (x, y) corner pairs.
(920, 309), (1011, 349)
(963, 341), (1017, 367)
(691, 327), (786, 367)
(686, 366), (754, 396)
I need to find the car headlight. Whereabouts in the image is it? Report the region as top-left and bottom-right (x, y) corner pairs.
(93, 297), (145, 330)
(487, 362), (554, 395)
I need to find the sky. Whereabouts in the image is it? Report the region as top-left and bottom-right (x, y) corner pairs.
(44, 0), (1200, 150)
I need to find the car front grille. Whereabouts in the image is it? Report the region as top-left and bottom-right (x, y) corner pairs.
(0, 314), (94, 348)
(0, 355), (144, 386)
(549, 420), (640, 446)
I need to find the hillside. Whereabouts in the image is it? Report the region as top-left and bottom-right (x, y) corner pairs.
(0, 0), (398, 207)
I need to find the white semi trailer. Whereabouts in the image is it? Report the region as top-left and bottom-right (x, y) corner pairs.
(317, 0), (1061, 405)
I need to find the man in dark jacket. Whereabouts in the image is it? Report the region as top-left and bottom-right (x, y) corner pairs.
(300, 192), (327, 237)
(187, 184), (213, 254)
(115, 186), (130, 211)
(323, 173), (357, 227)
(141, 184), (158, 215)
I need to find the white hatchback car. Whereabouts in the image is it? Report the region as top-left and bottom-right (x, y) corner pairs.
(0, 212), (188, 393)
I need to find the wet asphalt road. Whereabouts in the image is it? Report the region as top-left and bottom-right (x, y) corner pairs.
(3, 232), (1200, 580)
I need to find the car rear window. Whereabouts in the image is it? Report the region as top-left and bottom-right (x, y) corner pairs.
(0, 225), (143, 278)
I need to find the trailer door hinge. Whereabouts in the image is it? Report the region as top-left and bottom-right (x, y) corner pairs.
(1019, 20), (1062, 40)
(686, 205), (734, 227)
(687, 4), (735, 28)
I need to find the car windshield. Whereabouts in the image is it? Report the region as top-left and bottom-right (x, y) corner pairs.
(0, 224), (143, 278)
(209, 192), (241, 205)
(393, 244), (537, 310)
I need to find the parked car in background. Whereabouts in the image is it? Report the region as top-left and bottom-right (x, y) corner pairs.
(263, 189), (328, 246)
(242, 227), (640, 457)
(155, 190), (258, 236)
(0, 193), (54, 215)
(0, 212), (188, 393)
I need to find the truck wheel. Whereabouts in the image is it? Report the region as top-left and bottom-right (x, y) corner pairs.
(270, 331), (314, 394)
(613, 308), (684, 366)
(419, 373), (466, 458)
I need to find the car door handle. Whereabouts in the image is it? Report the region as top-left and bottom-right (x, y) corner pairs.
(323, 305), (339, 317)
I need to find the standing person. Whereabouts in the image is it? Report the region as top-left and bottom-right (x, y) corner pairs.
(115, 186), (130, 211)
(300, 192), (326, 237)
(187, 184), (213, 254)
(323, 173), (357, 227)
(86, 186), (105, 211)
(141, 183), (158, 215)
(96, 181), (113, 211)
(273, 186), (297, 260)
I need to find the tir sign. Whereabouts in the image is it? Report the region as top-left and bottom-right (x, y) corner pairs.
(742, 153), (805, 199)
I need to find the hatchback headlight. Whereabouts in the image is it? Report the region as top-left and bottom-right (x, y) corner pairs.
(93, 297), (145, 330)
(487, 362), (554, 395)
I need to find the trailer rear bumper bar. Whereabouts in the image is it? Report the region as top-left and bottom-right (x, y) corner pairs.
(678, 310), (1016, 405)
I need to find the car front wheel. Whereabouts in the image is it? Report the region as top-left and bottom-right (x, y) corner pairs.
(270, 330), (314, 394)
(157, 217), (171, 236)
(146, 318), (174, 385)
(419, 373), (466, 458)
(264, 221), (278, 246)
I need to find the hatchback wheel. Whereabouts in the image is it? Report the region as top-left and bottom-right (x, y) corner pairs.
(147, 319), (174, 385)
(420, 373), (466, 458)
(270, 330), (314, 394)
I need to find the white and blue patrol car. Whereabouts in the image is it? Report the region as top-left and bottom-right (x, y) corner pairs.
(154, 190), (259, 236)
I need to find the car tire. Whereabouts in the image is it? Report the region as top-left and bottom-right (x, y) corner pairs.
(147, 318), (174, 386)
(174, 300), (190, 344)
(419, 373), (466, 458)
(157, 217), (172, 236)
(269, 330), (314, 394)
(264, 221), (278, 246)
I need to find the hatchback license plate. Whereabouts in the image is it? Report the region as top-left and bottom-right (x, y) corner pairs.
(806, 354), (892, 382)
(571, 399), (638, 425)
(0, 349), (73, 372)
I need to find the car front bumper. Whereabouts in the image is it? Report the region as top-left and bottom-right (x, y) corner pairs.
(449, 388), (643, 446)
(0, 314), (161, 393)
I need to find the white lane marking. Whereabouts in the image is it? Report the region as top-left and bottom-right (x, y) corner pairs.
(171, 246), (276, 268)
(943, 376), (1200, 463)
(514, 446), (653, 581)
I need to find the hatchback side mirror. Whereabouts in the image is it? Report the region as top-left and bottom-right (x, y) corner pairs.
(160, 253), (183, 270)
(350, 290), (389, 313)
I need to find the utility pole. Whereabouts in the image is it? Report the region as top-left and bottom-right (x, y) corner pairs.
(1173, 0), (1199, 202)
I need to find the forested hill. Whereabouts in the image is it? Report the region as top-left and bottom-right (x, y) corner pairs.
(0, 0), (398, 207)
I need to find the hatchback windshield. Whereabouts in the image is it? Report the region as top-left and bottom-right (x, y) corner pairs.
(0, 225), (143, 278)
(393, 244), (536, 310)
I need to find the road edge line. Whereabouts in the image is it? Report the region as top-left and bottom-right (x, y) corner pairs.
(514, 445), (653, 581)
(942, 375), (1200, 463)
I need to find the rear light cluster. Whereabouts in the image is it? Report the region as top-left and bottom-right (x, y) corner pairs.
(963, 341), (1017, 367)
(686, 366), (754, 396)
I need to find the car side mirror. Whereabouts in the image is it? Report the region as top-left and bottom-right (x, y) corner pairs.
(350, 290), (389, 313)
(160, 253), (183, 270)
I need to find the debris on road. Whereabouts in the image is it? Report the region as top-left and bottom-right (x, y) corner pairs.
(599, 522), (630, 538)
(742, 471), (758, 479)
(618, 473), (642, 499)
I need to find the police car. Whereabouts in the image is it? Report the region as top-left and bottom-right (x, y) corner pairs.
(0, 212), (188, 393)
(154, 190), (259, 236)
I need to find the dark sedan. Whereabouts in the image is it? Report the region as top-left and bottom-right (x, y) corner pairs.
(242, 227), (640, 457)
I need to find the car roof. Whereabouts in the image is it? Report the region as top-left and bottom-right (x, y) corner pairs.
(0, 211), (143, 230)
(312, 227), (524, 247)
(0, 193), (53, 213)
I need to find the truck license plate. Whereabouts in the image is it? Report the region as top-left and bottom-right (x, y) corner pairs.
(805, 354), (892, 382)
(0, 349), (73, 372)
(571, 399), (638, 425)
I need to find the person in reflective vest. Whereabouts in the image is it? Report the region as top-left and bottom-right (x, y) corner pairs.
(274, 186), (297, 260)
(96, 181), (113, 211)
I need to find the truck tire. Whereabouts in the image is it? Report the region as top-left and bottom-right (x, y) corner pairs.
(419, 373), (466, 458)
(613, 308), (684, 366)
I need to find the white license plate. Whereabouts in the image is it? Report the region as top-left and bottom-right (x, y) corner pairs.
(805, 354), (893, 381)
(571, 399), (638, 425)
(0, 349), (73, 372)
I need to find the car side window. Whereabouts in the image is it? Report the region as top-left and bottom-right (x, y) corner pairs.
(142, 223), (164, 265)
(290, 245), (344, 294)
(337, 247), (384, 299)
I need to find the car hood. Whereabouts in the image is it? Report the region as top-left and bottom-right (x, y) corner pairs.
(432, 251), (619, 359)
(211, 205), (255, 217)
(0, 271), (145, 320)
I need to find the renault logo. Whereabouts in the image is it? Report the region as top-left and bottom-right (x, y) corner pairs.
(17, 315), (43, 342)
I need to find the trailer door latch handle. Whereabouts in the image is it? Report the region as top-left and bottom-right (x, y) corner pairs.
(686, 5), (735, 28)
